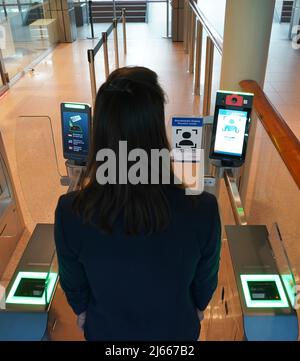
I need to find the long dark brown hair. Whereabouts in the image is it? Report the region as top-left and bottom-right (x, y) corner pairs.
(73, 66), (178, 234)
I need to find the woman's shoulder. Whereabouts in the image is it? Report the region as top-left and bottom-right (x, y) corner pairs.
(166, 185), (218, 209)
(166, 186), (220, 226)
(56, 191), (78, 213)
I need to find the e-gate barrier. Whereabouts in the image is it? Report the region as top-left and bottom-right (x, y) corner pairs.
(0, 89), (298, 340)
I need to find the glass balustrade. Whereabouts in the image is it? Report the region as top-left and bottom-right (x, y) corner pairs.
(0, 1), (58, 80)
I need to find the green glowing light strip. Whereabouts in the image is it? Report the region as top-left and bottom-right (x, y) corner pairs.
(237, 207), (245, 215)
(217, 90), (254, 97)
(282, 274), (296, 307)
(6, 271), (58, 305)
(240, 274), (289, 308)
(64, 103), (87, 109)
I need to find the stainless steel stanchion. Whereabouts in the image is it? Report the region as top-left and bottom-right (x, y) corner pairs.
(113, 0), (116, 18)
(183, 0), (189, 52)
(166, 0), (169, 37)
(122, 8), (127, 54)
(163, 0), (171, 39)
(113, 18), (119, 69)
(87, 49), (97, 105)
(102, 32), (110, 79)
(194, 20), (203, 95)
(188, 12), (196, 73)
(203, 37), (214, 116)
(87, 0), (97, 39)
(186, 5), (192, 55)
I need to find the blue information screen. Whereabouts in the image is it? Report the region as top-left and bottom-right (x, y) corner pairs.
(214, 109), (248, 157)
(62, 111), (89, 160)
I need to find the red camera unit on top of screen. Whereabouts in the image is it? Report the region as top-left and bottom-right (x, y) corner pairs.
(225, 94), (244, 107)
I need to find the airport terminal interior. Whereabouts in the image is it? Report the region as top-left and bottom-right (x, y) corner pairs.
(0, 0), (300, 341)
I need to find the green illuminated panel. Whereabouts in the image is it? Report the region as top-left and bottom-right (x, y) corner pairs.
(64, 103), (87, 109)
(241, 274), (289, 308)
(6, 271), (58, 305)
(282, 274), (296, 307)
(237, 207), (245, 215)
(218, 90), (254, 97)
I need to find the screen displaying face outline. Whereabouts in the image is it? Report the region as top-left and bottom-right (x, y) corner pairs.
(62, 110), (89, 160)
(214, 108), (248, 157)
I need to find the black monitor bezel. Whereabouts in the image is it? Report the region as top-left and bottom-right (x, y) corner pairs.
(61, 102), (92, 163)
(209, 104), (252, 163)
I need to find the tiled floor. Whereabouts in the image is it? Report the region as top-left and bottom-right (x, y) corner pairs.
(264, 22), (300, 136)
(0, 2), (299, 340)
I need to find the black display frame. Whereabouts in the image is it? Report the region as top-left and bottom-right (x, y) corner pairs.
(209, 90), (254, 168)
(60, 102), (92, 164)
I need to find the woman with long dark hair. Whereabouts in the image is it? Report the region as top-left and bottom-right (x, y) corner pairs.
(54, 66), (221, 341)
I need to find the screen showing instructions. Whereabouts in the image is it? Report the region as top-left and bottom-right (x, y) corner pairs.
(214, 109), (248, 157)
(63, 111), (89, 158)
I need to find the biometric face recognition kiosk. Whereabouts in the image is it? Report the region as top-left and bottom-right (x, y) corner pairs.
(209, 91), (253, 168)
(60, 102), (91, 190)
(207, 91), (298, 341)
(0, 103), (91, 340)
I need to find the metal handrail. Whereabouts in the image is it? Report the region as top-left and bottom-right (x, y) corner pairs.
(184, 1), (300, 228)
(240, 80), (300, 190)
(184, 0), (223, 116)
(188, 0), (223, 55)
(223, 169), (247, 226)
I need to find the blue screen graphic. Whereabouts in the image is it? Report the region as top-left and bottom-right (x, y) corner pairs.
(214, 108), (248, 157)
(62, 111), (89, 159)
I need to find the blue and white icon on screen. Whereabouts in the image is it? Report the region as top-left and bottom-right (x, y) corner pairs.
(172, 117), (203, 162)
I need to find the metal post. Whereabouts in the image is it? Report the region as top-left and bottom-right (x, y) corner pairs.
(88, 0), (95, 39)
(183, 0), (189, 52)
(185, 3), (191, 54)
(3, 1), (7, 18)
(113, 0), (116, 18)
(203, 37), (214, 116)
(85, 0), (89, 24)
(194, 20), (203, 95)
(224, 169), (247, 226)
(87, 49), (97, 105)
(122, 8), (127, 54)
(188, 12), (196, 73)
(0, 49), (8, 85)
(166, 0), (170, 38)
(113, 18), (119, 69)
(65, 161), (86, 193)
(102, 32), (109, 79)
(289, 0), (297, 40)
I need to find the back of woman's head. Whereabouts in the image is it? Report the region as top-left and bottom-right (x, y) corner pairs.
(74, 66), (176, 234)
(94, 66), (168, 152)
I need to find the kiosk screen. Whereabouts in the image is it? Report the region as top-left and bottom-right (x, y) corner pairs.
(61, 103), (91, 162)
(214, 109), (248, 157)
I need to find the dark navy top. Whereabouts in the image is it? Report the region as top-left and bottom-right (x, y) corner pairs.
(54, 187), (221, 341)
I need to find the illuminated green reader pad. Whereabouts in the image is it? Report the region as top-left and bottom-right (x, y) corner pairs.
(6, 272), (58, 306)
(241, 275), (289, 308)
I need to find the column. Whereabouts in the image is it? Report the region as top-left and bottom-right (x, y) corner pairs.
(219, 0), (275, 204)
(220, 0), (275, 90)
